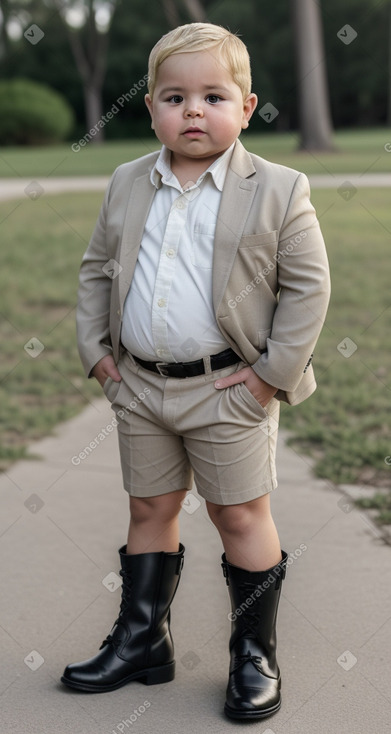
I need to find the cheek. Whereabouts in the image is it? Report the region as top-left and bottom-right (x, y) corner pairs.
(154, 109), (179, 133)
(212, 112), (240, 136)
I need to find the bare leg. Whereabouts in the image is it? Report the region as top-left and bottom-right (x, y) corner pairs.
(126, 489), (187, 554)
(206, 493), (281, 571)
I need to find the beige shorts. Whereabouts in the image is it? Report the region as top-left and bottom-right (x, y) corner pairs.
(103, 352), (280, 506)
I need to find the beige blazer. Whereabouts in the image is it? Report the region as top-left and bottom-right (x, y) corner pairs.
(76, 138), (330, 405)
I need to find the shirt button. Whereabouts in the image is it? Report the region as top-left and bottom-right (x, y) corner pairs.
(176, 200), (186, 209)
(166, 249), (175, 258)
(157, 298), (166, 307)
(156, 348), (164, 356)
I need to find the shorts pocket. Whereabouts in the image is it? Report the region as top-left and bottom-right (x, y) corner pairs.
(103, 376), (122, 403)
(236, 382), (268, 420)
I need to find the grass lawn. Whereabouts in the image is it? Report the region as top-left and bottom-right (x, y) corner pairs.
(1, 128), (391, 178)
(1, 136), (390, 519)
(282, 188), (391, 492)
(0, 193), (103, 467)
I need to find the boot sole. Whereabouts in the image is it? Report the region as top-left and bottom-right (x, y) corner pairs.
(61, 661), (175, 693)
(224, 698), (281, 720)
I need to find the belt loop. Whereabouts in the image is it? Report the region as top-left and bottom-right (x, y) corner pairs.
(202, 355), (212, 374)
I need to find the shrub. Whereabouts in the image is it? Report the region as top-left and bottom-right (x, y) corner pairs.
(0, 78), (75, 145)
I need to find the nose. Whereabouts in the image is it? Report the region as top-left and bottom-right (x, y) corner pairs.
(184, 99), (203, 118)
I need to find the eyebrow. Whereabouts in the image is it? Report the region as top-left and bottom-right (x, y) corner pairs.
(158, 85), (230, 96)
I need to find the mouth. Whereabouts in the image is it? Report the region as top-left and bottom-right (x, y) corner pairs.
(183, 127), (205, 136)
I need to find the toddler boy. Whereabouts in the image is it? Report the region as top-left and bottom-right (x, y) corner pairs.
(61, 22), (330, 721)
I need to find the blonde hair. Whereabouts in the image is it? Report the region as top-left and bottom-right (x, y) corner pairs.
(147, 22), (252, 100)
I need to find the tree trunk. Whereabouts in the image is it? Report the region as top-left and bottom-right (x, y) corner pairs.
(163, 0), (207, 25)
(388, 1), (391, 125)
(0, 0), (11, 60)
(162, 0), (180, 26)
(53, 0), (110, 144)
(292, 0), (335, 151)
(84, 83), (104, 143)
(182, 0), (207, 22)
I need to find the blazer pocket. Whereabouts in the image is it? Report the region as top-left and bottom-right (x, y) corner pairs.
(239, 231), (278, 248)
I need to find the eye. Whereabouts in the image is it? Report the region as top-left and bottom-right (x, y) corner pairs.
(206, 94), (222, 104)
(168, 95), (183, 104)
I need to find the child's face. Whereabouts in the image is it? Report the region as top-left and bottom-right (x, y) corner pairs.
(145, 48), (257, 167)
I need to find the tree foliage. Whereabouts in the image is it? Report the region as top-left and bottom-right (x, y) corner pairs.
(0, 77), (74, 144)
(0, 0), (388, 140)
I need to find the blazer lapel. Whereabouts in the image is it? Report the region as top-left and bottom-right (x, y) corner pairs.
(212, 139), (258, 314)
(117, 171), (156, 313)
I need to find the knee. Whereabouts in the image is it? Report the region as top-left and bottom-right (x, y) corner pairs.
(206, 502), (253, 536)
(129, 491), (186, 525)
(206, 496), (271, 536)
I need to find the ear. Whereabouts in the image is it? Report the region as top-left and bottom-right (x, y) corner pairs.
(144, 94), (154, 129)
(241, 92), (258, 129)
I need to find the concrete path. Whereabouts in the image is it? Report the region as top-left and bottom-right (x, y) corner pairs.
(1, 395), (390, 734)
(0, 172), (390, 202)
(0, 177), (110, 201)
(1, 170), (390, 731)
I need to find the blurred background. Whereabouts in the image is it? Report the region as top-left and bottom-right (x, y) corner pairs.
(0, 0), (390, 526)
(0, 0), (390, 144)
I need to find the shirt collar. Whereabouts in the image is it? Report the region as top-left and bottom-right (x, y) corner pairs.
(150, 141), (236, 193)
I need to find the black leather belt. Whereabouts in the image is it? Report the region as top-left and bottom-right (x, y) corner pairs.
(132, 347), (240, 378)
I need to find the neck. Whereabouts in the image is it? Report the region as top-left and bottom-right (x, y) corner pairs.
(170, 150), (227, 187)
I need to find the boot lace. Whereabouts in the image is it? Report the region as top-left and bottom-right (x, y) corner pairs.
(231, 650), (264, 674)
(230, 581), (265, 674)
(117, 569), (133, 616)
(100, 569), (133, 648)
(236, 580), (263, 636)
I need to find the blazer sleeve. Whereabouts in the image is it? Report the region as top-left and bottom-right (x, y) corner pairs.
(76, 170), (118, 378)
(251, 173), (331, 392)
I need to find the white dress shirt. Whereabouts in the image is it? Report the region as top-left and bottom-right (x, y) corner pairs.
(121, 142), (235, 362)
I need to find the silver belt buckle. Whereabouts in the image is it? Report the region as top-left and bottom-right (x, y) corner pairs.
(156, 361), (170, 376)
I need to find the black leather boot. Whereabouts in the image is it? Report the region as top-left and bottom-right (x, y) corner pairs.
(61, 543), (185, 692)
(221, 550), (287, 719)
